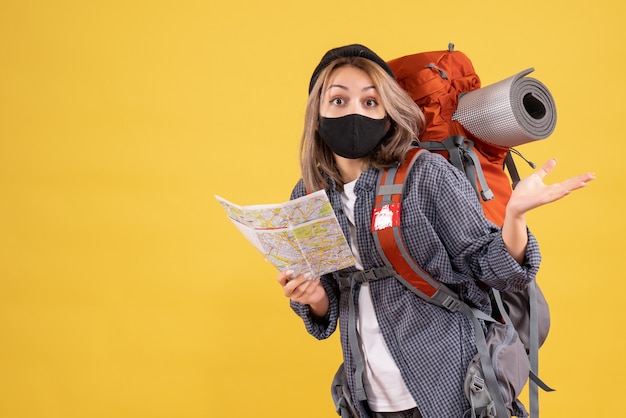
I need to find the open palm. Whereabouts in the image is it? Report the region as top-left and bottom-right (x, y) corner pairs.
(507, 158), (595, 216)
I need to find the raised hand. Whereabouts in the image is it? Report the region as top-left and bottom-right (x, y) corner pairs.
(507, 158), (595, 217)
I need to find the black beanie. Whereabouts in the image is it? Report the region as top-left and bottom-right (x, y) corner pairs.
(308, 44), (395, 94)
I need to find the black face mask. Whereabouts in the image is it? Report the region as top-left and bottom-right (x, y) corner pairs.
(318, 114), (389, 159)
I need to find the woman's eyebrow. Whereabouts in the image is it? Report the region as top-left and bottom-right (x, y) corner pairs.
(327, 84), (348, 91)
(326, 84), (376, 91)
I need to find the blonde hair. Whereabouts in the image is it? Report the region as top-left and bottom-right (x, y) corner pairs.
(300, 57), (426, 192)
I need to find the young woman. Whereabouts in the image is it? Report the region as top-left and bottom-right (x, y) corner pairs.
(276, 44), (593, 418)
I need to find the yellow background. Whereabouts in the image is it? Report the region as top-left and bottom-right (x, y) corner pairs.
(0, 0), (623, 417)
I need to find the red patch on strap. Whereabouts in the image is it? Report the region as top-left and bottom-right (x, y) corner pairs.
(371, 203), (401, 231)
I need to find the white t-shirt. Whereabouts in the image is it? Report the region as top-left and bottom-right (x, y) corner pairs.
(340, 180), (417, 412)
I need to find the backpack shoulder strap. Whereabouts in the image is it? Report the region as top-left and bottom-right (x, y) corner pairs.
(419, 135), (495, 201)
(371, 148), (461, 312)
(370, 147), (510, 417)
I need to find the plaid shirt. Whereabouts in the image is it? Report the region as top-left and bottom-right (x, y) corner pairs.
(290, 151), (540, 418)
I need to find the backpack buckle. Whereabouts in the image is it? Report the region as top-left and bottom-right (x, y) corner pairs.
(441, 294), (462, 312)
(470, 374), (485, 393)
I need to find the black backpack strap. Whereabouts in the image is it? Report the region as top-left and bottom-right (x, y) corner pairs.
(504, 151), (521, 189)
(506, 147), (538, 190)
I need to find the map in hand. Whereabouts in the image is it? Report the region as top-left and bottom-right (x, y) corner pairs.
(215, 190), (356, 277)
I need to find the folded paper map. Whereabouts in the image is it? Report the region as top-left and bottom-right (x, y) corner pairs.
(215, 190), (355, 277)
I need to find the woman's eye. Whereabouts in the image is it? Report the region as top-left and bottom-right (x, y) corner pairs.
(330, 97), (345, 106)
(365, 99), (378, 107)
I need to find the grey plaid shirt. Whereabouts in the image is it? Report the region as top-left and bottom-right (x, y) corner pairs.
(290, 151), (540, 418)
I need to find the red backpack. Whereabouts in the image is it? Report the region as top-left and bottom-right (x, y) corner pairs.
(387, 44), (527, 226)
(383, 45), (555, 416)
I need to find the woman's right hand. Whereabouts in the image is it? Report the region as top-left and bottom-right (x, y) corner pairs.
(277, 270), (330, 317)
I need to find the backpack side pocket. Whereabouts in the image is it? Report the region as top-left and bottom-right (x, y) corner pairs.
(464, 322), (530, 417)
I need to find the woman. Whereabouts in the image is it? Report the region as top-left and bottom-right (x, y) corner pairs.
(277, 44), (593, 418)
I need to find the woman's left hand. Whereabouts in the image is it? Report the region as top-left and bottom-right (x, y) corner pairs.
(507, 158), (595, 217)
